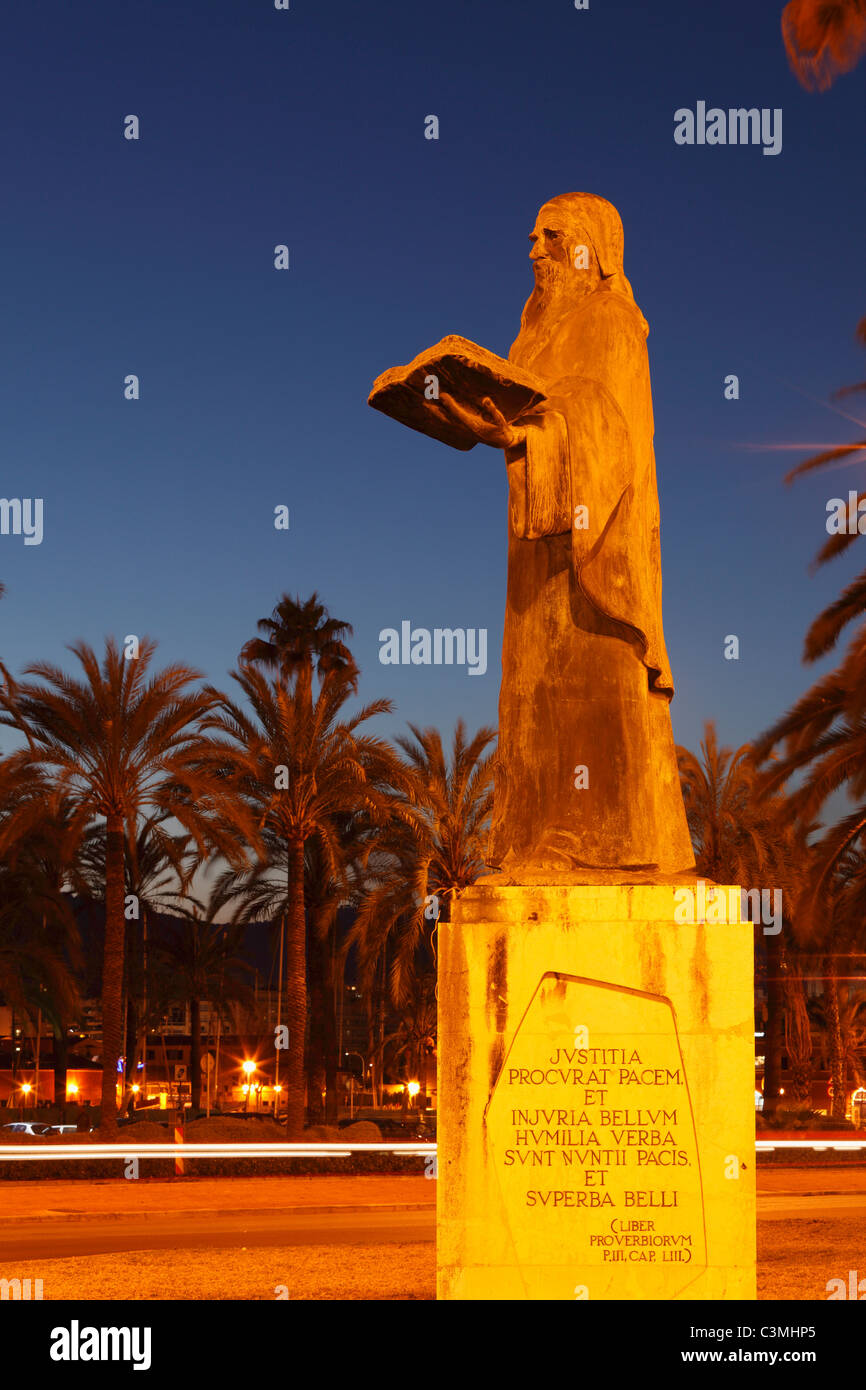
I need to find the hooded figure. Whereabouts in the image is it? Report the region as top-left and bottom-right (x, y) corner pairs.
(483, 193), (694, 878)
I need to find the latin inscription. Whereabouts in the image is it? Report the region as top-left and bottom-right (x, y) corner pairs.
(486, 978), (707, 1291)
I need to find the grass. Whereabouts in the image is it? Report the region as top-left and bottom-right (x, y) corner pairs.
(1, 1219), (858, 1300)
(2, 1243), (435, 1300)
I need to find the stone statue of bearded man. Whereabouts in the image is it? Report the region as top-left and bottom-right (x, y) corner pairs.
(373, 194), (695, 881)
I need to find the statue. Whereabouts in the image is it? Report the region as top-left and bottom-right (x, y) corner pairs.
(370, 194), (695, 881)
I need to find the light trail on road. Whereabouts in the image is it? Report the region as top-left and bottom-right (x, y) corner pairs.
(0, 1141), (436, 1162)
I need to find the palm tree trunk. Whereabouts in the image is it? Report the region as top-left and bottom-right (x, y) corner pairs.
(214, 1004), (223, 1115)
(141, 909), (148, 1094)
(762, 929), (785, 1118)
(783, 955), (813, 1106)
(53, 1027), (68, 1123)
(324, 933), (339, 1125)
(190, 993), (202, 1111)
(374, 956), (386, 1108)
(306, 912), (325, 1125)
(99, 815), (126, 1133)
(284, 838), (307, 1137)
(34, 1008), (42, 1110)
(826, 958), (847, 1121)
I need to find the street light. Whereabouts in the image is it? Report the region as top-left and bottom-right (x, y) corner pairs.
(344, 1052), (365, 1120)
(242, 1061), (256, 1112)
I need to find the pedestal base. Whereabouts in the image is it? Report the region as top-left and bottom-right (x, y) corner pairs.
(437, 884), (756, 1300)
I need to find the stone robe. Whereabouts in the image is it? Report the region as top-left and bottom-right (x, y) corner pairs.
(487, 286), (694, 878)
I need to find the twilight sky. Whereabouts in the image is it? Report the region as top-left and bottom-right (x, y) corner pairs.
(1, 0), (864, 763)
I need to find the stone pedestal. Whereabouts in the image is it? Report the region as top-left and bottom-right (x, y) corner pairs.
(437, 884), (756, 1300)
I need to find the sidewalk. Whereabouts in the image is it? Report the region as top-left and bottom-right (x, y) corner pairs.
(0, 1175), (435, 1224)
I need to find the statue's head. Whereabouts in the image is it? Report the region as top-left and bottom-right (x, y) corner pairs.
(529, 193), (625, 298)
(516, 193), (643, 355)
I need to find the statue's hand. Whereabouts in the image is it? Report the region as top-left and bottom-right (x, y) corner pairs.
(435, 392), (525, 448)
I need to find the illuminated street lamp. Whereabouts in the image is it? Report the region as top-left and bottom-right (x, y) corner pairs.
(19, 1082), (32, 1119)
(344, 1051), (366, 1120)
(407, 1080), (421, 1109)
(242, 1060), (256, 1113)
(66, 1081), (79, 1097)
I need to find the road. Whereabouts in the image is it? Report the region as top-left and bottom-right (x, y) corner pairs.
(0, 1168), (865, 1258)
(758, 1192), (866, 1219)
(2, 1189), (866, 1259)
(0, 1208), (435, 1260)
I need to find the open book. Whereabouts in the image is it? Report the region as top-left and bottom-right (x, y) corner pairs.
(369, 335), (548, 451)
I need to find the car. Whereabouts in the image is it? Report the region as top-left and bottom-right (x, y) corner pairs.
(44, 1124), (81, 1135)
(2, 1121), (51, 1136)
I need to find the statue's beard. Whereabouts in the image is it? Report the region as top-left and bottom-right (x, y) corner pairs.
(513, 260), (578, 364)
(525, 260), (572, 320)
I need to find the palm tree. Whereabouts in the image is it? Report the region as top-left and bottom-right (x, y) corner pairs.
(351, 721), (496, 1001)
(348, 720), (494, 1103)
(0, 770), (86, 1115)
(386, 971), (437, 1108)
(782, 0), (866, 91)
(781, 318), (866, 661)
(304, 832), (356, 1125)
(677, 724), (782, 885)
(801, 848), (866, 1118)
(782, 946), (815, 1106)
(237, 592), (360, 1121)
(755, 319), (866, 884)
(677, 722), (805, 1115)
(241, 592), (356, 708)
(76, 812), (196, 1110)
(807, 975), (866, 1121)
(0, 862), (80, 1051)
(0, 638), (254, 1132)
(193, 664), (407, 1136)
(752, 324), (866, 1115)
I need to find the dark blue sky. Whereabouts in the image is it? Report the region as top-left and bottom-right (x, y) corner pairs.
(2, 0), (864, 761)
